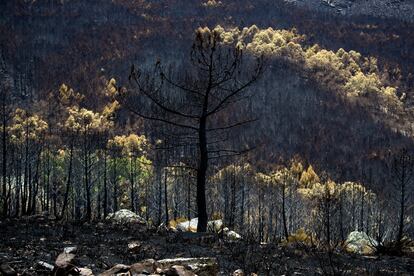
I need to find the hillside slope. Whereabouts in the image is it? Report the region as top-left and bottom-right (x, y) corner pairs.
(1, 0), (413, 188)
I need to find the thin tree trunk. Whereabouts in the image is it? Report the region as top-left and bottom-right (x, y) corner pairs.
(60, 141), (74, 219)
(113, 157), (118, 212)
(103, 150), (108, 218)
(85, 143), (91, 221)
(282, 182), (289, 240)
(2, 97), (7, 217)
(196, 116), (208, 232)
(164, 168), (169, 226)
(130, 157), (135, 212)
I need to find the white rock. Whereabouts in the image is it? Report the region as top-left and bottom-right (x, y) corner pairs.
(176, 218), (223, 233)
(78, 267), (94, 276)
(128, 241), (141, 252)
(158, 257), (218, 275)
(177, 218), (198, 232)
(106, 209), (146, 225)
(345, 231), (378, 255)
(207, 219), (223, 232)
(233, 269), (245, 276)
(64, 246), (77, 254)
(37, 261), (54, 271)
(226, 230), (242, 240)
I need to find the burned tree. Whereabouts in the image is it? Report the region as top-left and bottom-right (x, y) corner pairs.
(392, 148), (413, 244)
(119, 29), (263, 232)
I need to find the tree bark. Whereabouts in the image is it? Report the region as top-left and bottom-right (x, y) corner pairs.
(196, 116), (208, 232)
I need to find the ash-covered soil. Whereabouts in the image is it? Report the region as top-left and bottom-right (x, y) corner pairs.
(287, 0), (414, 22)
(1, 218), (414, 275)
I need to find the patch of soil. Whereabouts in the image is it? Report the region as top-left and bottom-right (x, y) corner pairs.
(1, 218), (414, 275)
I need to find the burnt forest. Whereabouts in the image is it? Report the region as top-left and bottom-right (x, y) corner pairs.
(1, 0), (414, 275)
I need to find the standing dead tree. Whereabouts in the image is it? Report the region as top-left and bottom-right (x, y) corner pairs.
(119, 28), (263, 232)
(393, 148), (413, 244)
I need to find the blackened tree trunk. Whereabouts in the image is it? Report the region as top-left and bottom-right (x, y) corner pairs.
(130, 157), (135, 212)
(84, 134), (92, 221)
(120, 29), (263, 232)
(196, 116), (208, 231)
(164, 168), (169, 226)
(393, 149), (413, 244)
(2, 98), (7, 217)
(281, 182), (289, 240)
(103, 150), (108, 218)
(113, 158), (118, 212)
(60, 141), (74, 219)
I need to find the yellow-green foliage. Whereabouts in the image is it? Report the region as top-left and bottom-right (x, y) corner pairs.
(106, 78), (118, 97)
(299, 165), (320, 188)
(211, 163), (254, 183)
(298, 179), (341, 201)
(107, 134), (149, 157)
(9, 108), (48, 143)
(341, 181), (376, 202)
(64, 106), (113, 133)
(59, 83), (84, 105)
(283, 228), (315, 246)
(202, 25), (399, 102)
(202, 0), (222, 8)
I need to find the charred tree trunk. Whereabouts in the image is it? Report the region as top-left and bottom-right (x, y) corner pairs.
(164, 168), (169, 226)
(60, 141), (74, 219)
(103, 150), (108, 218)
(1, 97), (7, 218)
(113, 158), (118, 212)
(281, 182), (289, 240)
(130, 157), (135, 212)
(196, 116), (208, 232)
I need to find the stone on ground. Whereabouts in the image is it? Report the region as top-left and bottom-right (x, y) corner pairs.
(78, 267), (94, 276)
(233, 269), (245, 276)
(158, 257), (218, 276)
(345, 231), (378, 255)
(98, 264), (130, 276)
(176, 218), (225, 234)
(55, 252), (76, 269)
(177, 218), (199, 232)
(127, 241), (141, 253)
(165, 265), (196, 276)
(222, 227), (242, 240)
(129, 259), (158, 274)
(37, 261), (54, 271)
(105, 209), (146, 225)
(64, 246), (77, 254)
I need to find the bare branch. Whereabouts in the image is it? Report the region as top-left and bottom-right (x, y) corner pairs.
(206, 118), (258, 132)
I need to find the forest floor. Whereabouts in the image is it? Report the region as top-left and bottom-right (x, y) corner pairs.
(1, 217), (414, 275)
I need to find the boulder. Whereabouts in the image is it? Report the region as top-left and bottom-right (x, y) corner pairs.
(129, 259), (158, 274)
(55, 252), (76, 269)
(165, 265), (196, 276)
(37, 261), (54, 271)
(98, 264), (130, 276)
(64, 246), (77, 254)
(158, 257), (218, 276)
(233, 269), (245, 276)
(78, 267), (94, 276)
(177, 218), (198, 232)
(128, 241), (141, 253)
(207, 219), (223, 233)
(176, 218), (223, 233)
(106, 209), (146, 225)
(222, 227), (242, 240)
(345, 231), (378, 255)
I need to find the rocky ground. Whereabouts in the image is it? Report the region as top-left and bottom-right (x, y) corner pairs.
(1, 217), (414, 275)
(286, 0), (414, 22)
